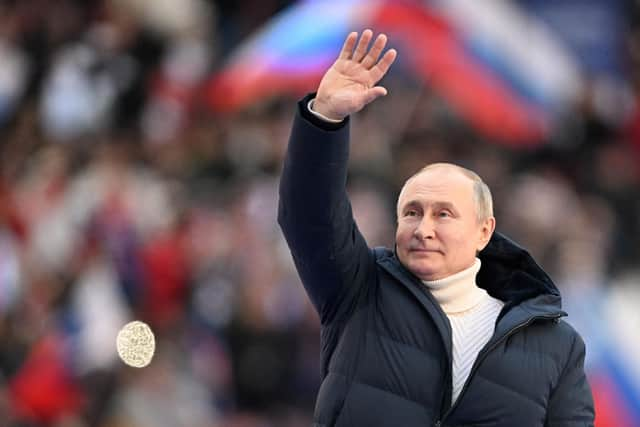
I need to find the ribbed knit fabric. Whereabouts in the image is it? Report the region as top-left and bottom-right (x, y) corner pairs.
(423, 258), (504, 404)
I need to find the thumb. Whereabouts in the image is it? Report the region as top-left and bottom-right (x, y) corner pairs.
(361, 86), (388, 106)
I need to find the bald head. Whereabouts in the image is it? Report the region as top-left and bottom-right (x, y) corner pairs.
(397, 163), (494, 223)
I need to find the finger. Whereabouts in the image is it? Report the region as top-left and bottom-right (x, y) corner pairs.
(361, 34), (388, 69)
(369, 48), (397, 83)
(352, 29), (373, 62)
(338, 31), (358, 60)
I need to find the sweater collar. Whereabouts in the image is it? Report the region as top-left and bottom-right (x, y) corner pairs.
(422, 258), (485, 314)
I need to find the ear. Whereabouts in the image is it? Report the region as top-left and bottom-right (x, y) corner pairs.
(476, 216), (496, 252)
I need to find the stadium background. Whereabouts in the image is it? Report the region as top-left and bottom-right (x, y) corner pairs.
(0, 0), (638, 426)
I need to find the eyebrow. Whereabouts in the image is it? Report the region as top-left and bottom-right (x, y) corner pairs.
(402, 200), (458, 214)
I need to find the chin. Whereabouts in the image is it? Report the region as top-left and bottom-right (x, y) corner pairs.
(409, 263), (442, 281)
(416, 272), (443, 281)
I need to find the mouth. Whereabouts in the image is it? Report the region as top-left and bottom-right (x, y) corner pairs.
(409, 248), (442, 254)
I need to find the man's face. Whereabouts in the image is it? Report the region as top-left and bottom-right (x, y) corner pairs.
(395, 167), (495, 281)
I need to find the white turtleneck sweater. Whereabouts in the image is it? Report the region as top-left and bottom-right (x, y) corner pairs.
(422, 258), (504, 405)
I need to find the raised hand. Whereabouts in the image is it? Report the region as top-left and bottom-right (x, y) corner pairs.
(313, 29), (397, 121)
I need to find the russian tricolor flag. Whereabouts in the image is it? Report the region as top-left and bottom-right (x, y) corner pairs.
(563, 285), (640, 427)
(206, 0), (591, 144)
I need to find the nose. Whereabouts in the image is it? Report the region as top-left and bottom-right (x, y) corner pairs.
(414, 216), (435, 240)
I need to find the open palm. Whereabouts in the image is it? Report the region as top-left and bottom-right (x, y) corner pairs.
(314, 30), (397, 121)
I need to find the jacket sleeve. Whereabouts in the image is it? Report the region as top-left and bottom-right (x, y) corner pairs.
(277, 94), (374, 325)
(545, 330), (595, 427)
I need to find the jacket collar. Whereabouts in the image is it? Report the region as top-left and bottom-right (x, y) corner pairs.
(376, 252), (453, 361)
(477, 231), (562, 309)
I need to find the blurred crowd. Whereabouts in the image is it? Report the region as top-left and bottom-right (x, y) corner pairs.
(0, 1), (639, 426)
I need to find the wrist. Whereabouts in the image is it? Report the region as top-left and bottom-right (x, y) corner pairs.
(309, 99), (345, 122)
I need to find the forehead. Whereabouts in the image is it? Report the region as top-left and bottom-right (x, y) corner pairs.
(398, 167), (475, 207)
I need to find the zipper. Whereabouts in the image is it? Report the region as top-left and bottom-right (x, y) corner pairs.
(438, 313), (563, 424)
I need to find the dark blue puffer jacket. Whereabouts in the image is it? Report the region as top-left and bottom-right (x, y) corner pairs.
(278, 95), (595, 427)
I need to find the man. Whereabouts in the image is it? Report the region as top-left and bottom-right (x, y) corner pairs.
(278, 30), (594, 427)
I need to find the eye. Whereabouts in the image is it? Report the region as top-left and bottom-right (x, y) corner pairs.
(437, 210), (451, 218)
(404, 209), (418, 217)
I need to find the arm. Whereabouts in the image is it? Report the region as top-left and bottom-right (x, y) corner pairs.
(277, 31), (396, 324)
(545, 331), (595, 427)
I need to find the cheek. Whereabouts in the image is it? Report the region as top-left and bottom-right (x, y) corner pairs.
(395, 224), (412, 246)
(447, 225), (480, 252)
(439, 224), (472, 248)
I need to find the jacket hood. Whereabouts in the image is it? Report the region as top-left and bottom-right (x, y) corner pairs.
(477, 232), (561, 308)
